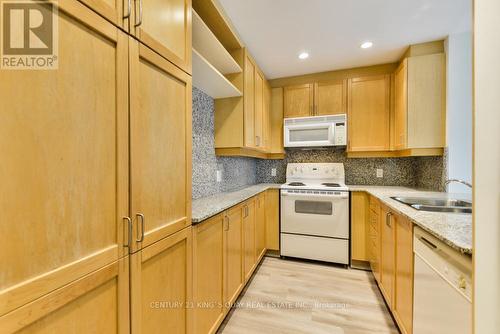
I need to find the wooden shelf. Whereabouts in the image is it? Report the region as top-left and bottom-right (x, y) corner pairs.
(192, 48), (242, 99)
(193, 10), (242, 75)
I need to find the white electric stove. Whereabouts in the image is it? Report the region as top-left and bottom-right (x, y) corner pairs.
(280, 163), (349, 265)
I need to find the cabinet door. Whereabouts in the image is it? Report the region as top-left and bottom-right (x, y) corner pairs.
(394, 216), (414, 334)
(193, 215), (224, 334)
(380, 206), (395, 308)
(263, 82), (272, 151)
(315, 80), (347, 116)
(255, 193), (267, 261)
(224, 205), (244, 306)
(254, 70), (264, 149)
(244, 56), (256, 147)
(394, 59), (408, 150)
(351, 192), (369, 262)
(0, 258), (129, 334)
(243, 200), (256, 282)
(133, 0), (192, 73)
(130, 227), (192, 334)
(79, 0), (127, 29)
(129, 40), (192, 252)
(369, 198), (381, 283)
(265, 189), (280, 251)
(284, 84), (314, 118)
(0, 2), (129, 316)
(347, 75), (391, 151)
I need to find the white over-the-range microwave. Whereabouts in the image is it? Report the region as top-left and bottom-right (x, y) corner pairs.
(284, 114), (347, 148)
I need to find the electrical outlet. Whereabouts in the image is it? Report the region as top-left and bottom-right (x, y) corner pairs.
(271, 168), (277, 176)
(376, 169), (383, 178)
(216, 170), (222, 182)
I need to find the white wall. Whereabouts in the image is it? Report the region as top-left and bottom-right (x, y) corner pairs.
(445, 32), (473, 194)
(474, 0), (500, 332)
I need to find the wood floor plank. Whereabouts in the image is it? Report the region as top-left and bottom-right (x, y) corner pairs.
(218, 257), (399, 334)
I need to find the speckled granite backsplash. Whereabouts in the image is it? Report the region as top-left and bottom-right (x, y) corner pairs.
(256, 148), (446, 191)
(192, 87), (257, 199)
(192, 87), (446, 198)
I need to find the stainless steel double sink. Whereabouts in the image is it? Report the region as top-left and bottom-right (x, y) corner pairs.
(391, 196), (472, 214)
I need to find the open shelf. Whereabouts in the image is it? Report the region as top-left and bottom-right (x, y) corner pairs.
(192, 10), (242, 75)
(192, 48), (242, 99)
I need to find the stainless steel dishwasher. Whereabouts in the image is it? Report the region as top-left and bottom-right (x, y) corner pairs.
(413, 226), (472, 334)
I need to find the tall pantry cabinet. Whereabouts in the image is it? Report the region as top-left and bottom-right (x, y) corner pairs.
(0, 0), (193, 333)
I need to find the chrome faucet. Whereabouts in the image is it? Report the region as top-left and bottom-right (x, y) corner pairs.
(444, 179), (472, 191)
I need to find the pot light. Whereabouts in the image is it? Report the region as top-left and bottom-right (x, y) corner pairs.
(360, 41), (373, 49)
(298, 52), (309, 60)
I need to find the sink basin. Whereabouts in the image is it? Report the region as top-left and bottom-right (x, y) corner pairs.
(391, 196), (472, 214)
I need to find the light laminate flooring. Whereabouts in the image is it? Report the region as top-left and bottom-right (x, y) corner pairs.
(218, 257), (399, 334)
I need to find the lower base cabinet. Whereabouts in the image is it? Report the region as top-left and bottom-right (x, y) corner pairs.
(265, 189), (280, 251)
(130, 227), (193, 334)
(193, 191), (270, 334)
(394, 215), (414, 334)
(193, 215), (225, 334)
(1, 258), (129, 334)
(243, 199), (257, 282)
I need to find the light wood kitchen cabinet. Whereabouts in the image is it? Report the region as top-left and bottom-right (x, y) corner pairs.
(283, 80), (347, 118)
(215, 50), (281, 158)
(254, 70), (265, 148)
(0, 258), (130, 333)
(380, 205), (396, 308)
(129, 39), (192, 252)
(351, 192), (370, 262)
(0, 1), (130, 317)
(394, 215), (414, 334)
(193, 215), (224, 334)
(265, 189), (280, 251)
(131, 0), (192, 74)
(315, 80), (347, 116)
(347, 75), (391, 152)
(130, 226), (193, 334)
(369, 197), (381, 283)
(224, 205), (245, 307)
(284, 84), (314, 118)
(255, 193), (267, 261)
(244, 55), (256, 148)
(394, 54), (446, 150)
(243, 199), (257, 282)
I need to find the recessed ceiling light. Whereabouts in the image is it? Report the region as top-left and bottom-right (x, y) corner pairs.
(298, 52), (309, 60)
(360, 41), (373, 49)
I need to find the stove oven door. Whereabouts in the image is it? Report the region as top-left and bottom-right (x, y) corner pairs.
(281, 191), (349, 238)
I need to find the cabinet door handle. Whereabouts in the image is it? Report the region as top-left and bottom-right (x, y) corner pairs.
(256, 136), (260, 147)
(123, 217), (132, 248)
(385, 212), (392, 228)
(224, 216), (229, 231)
(136, 213), (145, 242)
(124, 0), (131, 19)
(134, 0), (143, 27)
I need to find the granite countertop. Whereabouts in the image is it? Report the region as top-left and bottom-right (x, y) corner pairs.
(191, 183), (472, 255)
(191, 183), (282, 223)
(349, 185), (472, 255)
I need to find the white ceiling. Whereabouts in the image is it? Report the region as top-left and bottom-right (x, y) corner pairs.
(218, 0), (472, 79)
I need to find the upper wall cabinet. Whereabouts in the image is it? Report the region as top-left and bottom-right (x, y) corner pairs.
(131, 0), (192, 74)
(284, 84), (314, 118)
(347, 75), (391, 152)
(283, 80), (347, 118)
(394, 54), (446, 150)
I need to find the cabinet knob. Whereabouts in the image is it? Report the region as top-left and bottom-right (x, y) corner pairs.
(458, 275), (467, 290)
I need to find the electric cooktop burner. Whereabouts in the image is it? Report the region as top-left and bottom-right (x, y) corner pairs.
(288, 182), (306, 186)
(321, 183), (341, 187)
